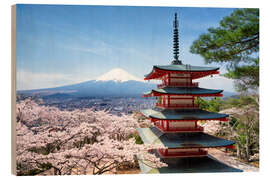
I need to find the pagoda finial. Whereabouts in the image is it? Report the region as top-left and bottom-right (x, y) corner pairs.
(171, 13), (182, 65)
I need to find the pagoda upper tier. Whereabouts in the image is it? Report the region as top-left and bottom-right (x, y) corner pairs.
(144, 64), (219, 80)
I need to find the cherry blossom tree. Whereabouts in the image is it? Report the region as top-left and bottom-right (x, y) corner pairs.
(16, 99), (166, 175)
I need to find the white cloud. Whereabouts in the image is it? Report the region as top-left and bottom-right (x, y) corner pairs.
(16, 71), (91, 90)
(195, 74), (235, 92)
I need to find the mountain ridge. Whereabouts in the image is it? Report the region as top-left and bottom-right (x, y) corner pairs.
(17, 68), (237, 98)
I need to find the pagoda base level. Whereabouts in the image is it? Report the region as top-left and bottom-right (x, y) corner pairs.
(137, 151), (243, 174)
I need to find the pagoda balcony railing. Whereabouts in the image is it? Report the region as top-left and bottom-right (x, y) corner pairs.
(156, 103), (200, 109)
(157, 82), (199, 89)
(158, 149), (208, 158)
(155, 124), (204, 133)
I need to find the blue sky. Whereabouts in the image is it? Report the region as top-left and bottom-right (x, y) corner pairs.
(16, 4), (236, 91)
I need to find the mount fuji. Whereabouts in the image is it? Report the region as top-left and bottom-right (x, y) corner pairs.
(95, 68), (144, 83)
(18, 68), (155, 98)
(18, 68), (237, 99)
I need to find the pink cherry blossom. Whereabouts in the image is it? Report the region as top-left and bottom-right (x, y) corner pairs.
(16, 99), (166, 175)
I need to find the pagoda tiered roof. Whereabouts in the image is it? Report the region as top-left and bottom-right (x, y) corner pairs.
(136, 12), (238, 174)
(144, 64), (219, 80)
(142, 87), (223, 97)
(137, 126), (234, 149)
(137, 152), (242, 173)
(141, 108), (229, 121)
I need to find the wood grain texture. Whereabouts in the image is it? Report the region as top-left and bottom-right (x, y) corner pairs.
(11, 4), (16, 175)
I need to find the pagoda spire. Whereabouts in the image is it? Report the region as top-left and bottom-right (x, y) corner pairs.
(171, 13), (182, 65)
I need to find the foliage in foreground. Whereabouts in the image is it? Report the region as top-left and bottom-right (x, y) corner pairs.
(220, 104), (259, 162)
(196, 95), (259, 162)
(16, 99), (167, 175)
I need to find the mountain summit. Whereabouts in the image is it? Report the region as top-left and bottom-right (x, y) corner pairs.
(95, 68), (144, 82)
(18, 68), (152, 97)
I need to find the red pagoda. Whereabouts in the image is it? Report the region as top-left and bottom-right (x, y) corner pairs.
(137, 13), (242, 173)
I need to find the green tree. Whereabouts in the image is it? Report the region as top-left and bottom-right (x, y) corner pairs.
(194, 97), (222, 112)
(194, 97), (209, 110)
(190, 8), (259, 91)
(222, 95), (257, 109)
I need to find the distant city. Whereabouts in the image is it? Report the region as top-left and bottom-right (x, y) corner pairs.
(16, 94), (156, 115)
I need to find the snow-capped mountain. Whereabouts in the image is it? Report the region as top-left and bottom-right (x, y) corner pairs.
(17, 68), (237, 98)
(95, 68), (144, 82)
(18, 68), (155, 97)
